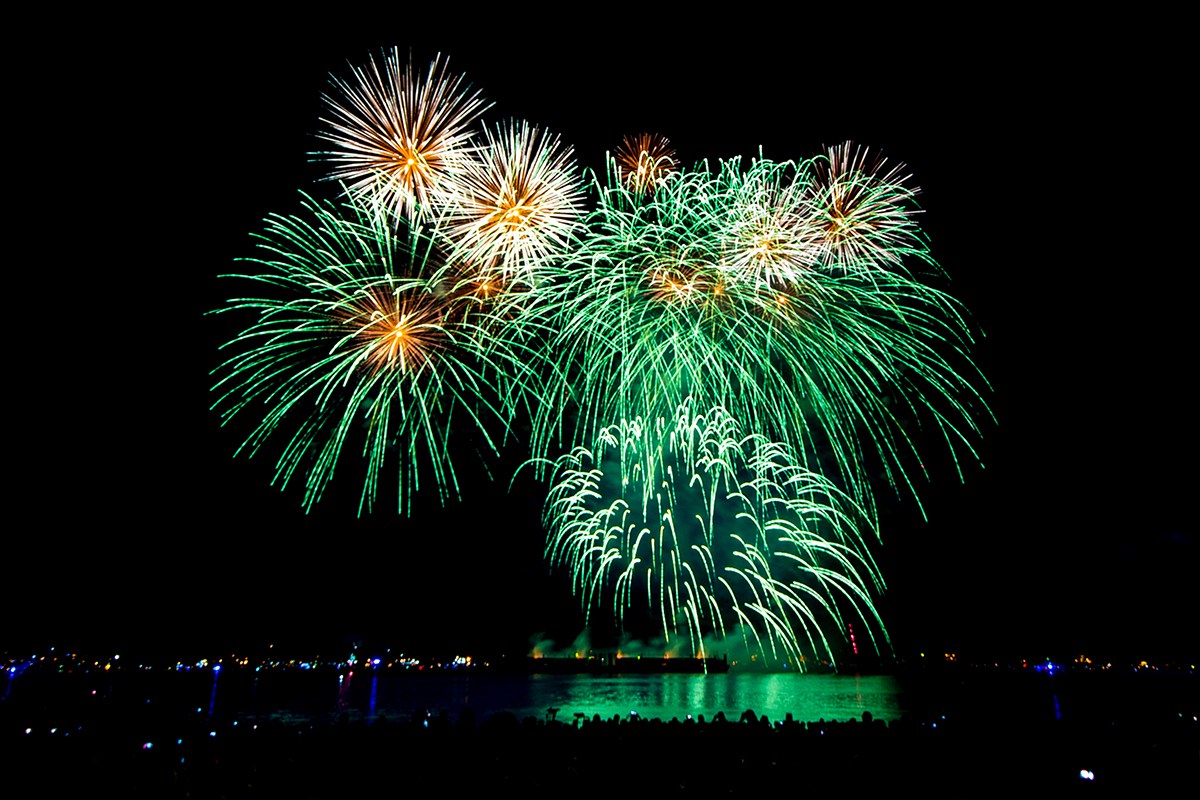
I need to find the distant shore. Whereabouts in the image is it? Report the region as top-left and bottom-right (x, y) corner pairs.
(4, 654), (1198, 795)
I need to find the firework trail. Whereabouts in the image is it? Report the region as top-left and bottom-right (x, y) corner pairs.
(316, 49), (491, 224)
(210, 193), (539, 516)
(527, 151), (989, 519)
(537, 400), (888, 667)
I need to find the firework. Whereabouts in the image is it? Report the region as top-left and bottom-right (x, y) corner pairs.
(434, 119), (588, 287)
(706, 147), (928, 287)
(613, 132), (678, 194)
(528, 154), (989, 517)
(808, 141), (928, 274)
(714, 155), (824, 288)
(538, 400), (887, 666)
(210, 193), (536, 515)
(215, 46), (991, 672)
(316, 49), (491, 223)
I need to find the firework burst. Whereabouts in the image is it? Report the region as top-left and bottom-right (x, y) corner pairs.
(316, 49), (491, 223)
(715, 156), (824, 288)
(528, 156), (989, 518)
(210, 193), (536, 515)
(537, 400), (887, 666)
(214, 48), (991, 671)
(435, 120), (588, 287)
(808, 141), (929, 274)
(613, 132), (678, 194)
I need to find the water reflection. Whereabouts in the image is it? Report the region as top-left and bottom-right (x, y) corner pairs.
(368, 673), (378, 723)
(207, 665), (220, 716)
(329, 672), (908, 724)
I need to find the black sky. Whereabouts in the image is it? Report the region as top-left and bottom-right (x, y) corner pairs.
(11, 15), (1193, 664)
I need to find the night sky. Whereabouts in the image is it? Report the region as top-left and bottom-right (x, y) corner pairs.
(12, 16), (1193, 665)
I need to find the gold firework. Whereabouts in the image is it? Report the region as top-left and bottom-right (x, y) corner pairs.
(614, 132), (678, 194)
(317, 50), (492, 223)
(342, 282), (449, 376)
(809, 142), (923, 272)
(438, 120), (586, 286)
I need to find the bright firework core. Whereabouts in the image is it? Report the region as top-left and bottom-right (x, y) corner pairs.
(317, 50), (492, 223)
(347, 285), (447, 375)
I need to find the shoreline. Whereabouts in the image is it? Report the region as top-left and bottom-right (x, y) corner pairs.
(6, 690), (1197, 794)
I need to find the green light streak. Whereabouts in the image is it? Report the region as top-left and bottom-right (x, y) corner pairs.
(525, 153), (991, 522)
(210, 193), (538, 516)
(537, 401), (887, 668)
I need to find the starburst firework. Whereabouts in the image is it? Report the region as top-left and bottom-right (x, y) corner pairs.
(316, 49), (491, 223)
(210, 193), (535, 515)
(435, 120), (587, 286)
(213, 49), (992, 669)
(613, 132), (678, 194)
(809, 141), (928, 274)
(528, 155), (989, 519)
(715, 156), (824, 288)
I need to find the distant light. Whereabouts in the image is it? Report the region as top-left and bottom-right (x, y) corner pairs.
(209, 731), (216, 738)
(142, 742), (153, 750)
(1079, 769), (1095, 781)
(213, 664), (221, 673)
(177, 739), (183, 745)
(24, 728), (31, 735)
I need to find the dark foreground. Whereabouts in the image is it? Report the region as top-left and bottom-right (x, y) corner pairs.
(5, 661), (1198, 796)
(6, 699), (1198, 797)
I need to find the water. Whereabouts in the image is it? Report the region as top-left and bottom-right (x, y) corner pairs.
(7, 664), (1196, 733)
(240, 667), (971, 728)
(325, 670), (908, 725)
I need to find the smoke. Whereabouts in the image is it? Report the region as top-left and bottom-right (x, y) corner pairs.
(526, 628), (593, 659)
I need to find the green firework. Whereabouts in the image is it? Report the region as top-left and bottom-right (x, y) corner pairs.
(210, 44), (992, 670)
(527, 149), (990, 520)
(537, 400), (888, 667)
(210, 192), (539, 515)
